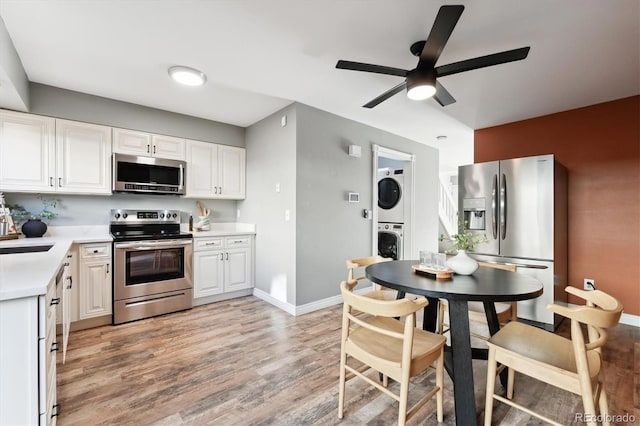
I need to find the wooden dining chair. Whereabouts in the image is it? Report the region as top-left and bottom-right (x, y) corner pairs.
(437, 261), (517, 339)
(338, 280), (446, 426)
(346, 255), (395, 300)
(484, 287), (623, 426)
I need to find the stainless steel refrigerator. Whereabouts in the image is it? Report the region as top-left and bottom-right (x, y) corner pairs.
(458, 154), (567, 330)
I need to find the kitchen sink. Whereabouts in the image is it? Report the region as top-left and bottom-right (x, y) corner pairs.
(0, 244), (54, 255)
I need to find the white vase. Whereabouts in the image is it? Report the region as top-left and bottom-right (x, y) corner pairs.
(446, 250), (479, 275)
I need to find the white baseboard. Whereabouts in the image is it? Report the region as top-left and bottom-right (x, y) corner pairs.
(253, 289), (639, 327)
(252, 286), (372, 316)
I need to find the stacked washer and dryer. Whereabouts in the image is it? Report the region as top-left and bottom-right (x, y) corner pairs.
(377, 168), (405, 260)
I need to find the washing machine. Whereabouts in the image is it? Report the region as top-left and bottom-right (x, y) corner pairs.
(378, 223), (404, 260)
(377, 168), (404, 224)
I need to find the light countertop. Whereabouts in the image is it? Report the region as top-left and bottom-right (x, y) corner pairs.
(185, 222), (256, 237)
(0, 223), (255, 302)
(0, 226), (112, 302)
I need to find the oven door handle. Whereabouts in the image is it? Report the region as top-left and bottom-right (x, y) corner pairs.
(114, 240), (193, 250)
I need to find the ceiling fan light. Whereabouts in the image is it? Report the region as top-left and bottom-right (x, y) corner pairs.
(406, 68), (436, 101)
(407, 84), (436, 100)
(168, 66), (207, 86)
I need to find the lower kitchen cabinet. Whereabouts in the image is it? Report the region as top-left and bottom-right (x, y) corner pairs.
(78, 242), (112, 319)
(193, 235), (254, 299)
(0, 269), (59, 425)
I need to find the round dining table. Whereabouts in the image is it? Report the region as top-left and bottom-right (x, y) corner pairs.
(365, 259), (543, 426)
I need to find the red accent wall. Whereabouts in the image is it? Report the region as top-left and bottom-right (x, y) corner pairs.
(474, 96), (640, 316)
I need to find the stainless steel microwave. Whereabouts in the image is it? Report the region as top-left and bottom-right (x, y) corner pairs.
(113, 153), (186, 195)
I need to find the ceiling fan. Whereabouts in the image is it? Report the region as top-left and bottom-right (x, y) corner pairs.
(336, 5), (530, 108)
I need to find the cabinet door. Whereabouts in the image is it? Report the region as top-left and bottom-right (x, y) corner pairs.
(79, 260), (112, 319)
(224, 247), (252, 291)
(0, 110), (55, 192)
(218, 145), (245, 199)
(152, 134), (185, 160)
(56, 119), (112, 194)
(186, 140), (218, 198)
(113, 128), (152, 156)
(193, 250), (224, 297)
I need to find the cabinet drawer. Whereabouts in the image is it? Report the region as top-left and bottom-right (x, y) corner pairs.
(225, 236), (251, 248)
(80, 243), (111, 259)
(194, 238), (223, 251)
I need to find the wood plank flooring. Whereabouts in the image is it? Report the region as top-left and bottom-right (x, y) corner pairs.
(56, 296), (639, 425)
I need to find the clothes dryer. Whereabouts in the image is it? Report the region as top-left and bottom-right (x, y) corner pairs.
(377, 168), (404, 224)
(378, 223), (404, 260)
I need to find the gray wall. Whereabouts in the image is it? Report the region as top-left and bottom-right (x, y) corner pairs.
(242, 102), (439, 307)
(240, 105), (297, 304)
(3, 84), (245, 225)
(29, 84), (245, 146)
(295, 104), (439, 305)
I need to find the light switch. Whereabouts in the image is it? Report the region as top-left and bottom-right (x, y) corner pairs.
(284, 209), (290, 221)
(281, 115), (287, 127)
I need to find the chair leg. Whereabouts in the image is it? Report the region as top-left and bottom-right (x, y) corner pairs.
(338, 347), (347, 419)
(484, 346), (498, 426)
(437, 300), (446, 334)
(578, 373), (598, 426)
(436, 347), (444, 423)
(506, 366), (515, 399)
(596, 371), (611, 425)
(398, 373), (410, 426)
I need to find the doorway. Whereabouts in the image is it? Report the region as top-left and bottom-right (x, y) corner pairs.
(372, 145), (415, 260)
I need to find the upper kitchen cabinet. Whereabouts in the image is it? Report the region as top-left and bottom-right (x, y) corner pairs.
(0, 110), (55, 192)
(113, 128), (185, 160)
(186, 140), (245, 200)
(55, 119), (112, 194)
(0, 110), (112, 195)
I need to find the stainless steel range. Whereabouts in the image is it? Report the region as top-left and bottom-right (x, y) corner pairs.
(110, 209), (193, 324)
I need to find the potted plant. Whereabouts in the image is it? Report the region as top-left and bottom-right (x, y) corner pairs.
(8, 195), (59, 238)
(439, 220), (488, 275)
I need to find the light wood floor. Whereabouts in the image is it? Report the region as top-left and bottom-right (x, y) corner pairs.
(56, 296), (639, 425)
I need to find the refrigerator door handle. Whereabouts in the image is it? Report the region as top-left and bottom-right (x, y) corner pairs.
(491, 174), (498, 239)
(500, 173), (507, 240)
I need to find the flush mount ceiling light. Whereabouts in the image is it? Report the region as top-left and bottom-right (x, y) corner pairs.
(168, 66), (207, 86)
(406, 68), (436, 101)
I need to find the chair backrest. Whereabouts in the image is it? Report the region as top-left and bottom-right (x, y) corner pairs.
(547, 286), (623, 355)
(341, 280), (427, 318)
(346, 255), (392, 281)
(478, 261), (517, 272)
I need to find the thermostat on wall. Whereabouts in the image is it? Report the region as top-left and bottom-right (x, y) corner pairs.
(348, 192), (360, 203)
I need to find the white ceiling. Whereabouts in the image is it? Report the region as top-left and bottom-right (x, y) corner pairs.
(0, 0), (638, 172)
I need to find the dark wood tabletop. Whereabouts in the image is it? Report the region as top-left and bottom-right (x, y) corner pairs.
(365, 259), (543, 426)
(365, 259), (544, 302)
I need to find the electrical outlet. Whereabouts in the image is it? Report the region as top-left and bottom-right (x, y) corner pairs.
(584, 278), (595, 291)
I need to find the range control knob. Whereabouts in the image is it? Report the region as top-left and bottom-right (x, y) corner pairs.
(160, 213), (165, 219)
(122, 213), (128, 219)
(172, 213), (177, 218)
(114, 213), (120, 219)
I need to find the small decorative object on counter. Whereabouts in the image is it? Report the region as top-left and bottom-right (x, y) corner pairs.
(194, 201), (211, 231)
(7, 194), (59, 238)
(22, 218), (48, 238)
(189, 215), (194, 231)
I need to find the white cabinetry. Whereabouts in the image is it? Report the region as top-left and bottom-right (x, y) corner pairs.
(186, 140), (245, 199)
(56, 119), (112, 194)
(0, 274), (59, 425)
(78, 243), (112, 319)
(56, 249), (77, 363)
(0, 110), (55, 191)
(193, 235), (253, 299)
(0, 110), (112, 194)
(113, 128), (185, 160)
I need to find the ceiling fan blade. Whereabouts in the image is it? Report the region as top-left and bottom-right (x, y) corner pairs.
(336, 60), (408, 77)
(363, 82), (407, 108)
(433, 81), (456, 106)
(435, 47), (530, 78)
(418, 5), (465, 67)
